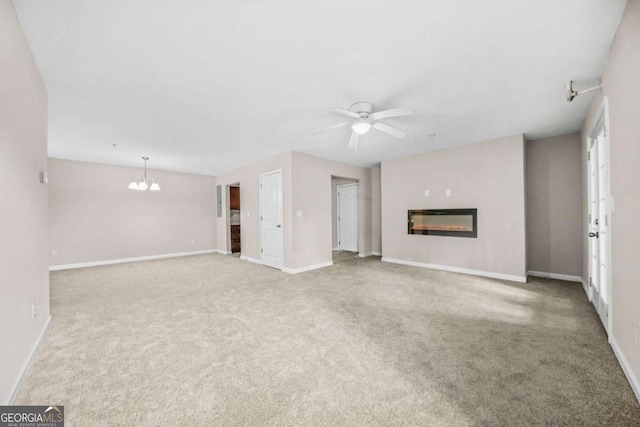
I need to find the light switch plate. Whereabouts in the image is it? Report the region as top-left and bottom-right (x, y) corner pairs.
(297, 210), (303, 217)
(424, 190), (430, 197)
(446, 189), (451, 197)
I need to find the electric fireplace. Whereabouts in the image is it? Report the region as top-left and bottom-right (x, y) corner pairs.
(408, 209), (477, 238)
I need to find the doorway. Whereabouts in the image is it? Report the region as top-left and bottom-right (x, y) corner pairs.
(587, 99), (612, 333)
(260, 169), (283, 270)
(332, 176), (359, 263)
(228, 184), (241, 256)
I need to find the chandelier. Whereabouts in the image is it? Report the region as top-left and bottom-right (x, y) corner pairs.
(128, 157), (160, 191)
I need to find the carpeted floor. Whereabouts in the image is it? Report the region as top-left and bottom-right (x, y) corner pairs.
(16, 254), (640, 426)
(332, 250), (358, 263)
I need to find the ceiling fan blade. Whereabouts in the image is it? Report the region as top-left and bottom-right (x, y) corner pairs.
(348, 131), (358, 149)
(332, 108), (360, 119)
(370, 107), (413, 120)
(310, 121), (350, 135)
(373, 121), (407, 139)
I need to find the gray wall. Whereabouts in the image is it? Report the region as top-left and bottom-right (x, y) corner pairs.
(526, 133), (582, 277)
(291, 152), (373, 268)
(581, 0), (640, 391)
(381, 134), (527, 280)
(0, 0), (50, 403)
(215, 152), (293, 263)
(49, 159), (217, 266)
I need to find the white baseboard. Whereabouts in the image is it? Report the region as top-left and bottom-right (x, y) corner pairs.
(610, 336), (640, 404)
(527, 271), (582, 283)
(240, 255), (262, 265)
(283, 261), (333, 275)
(381, 257), (526, 283)
(357, 252), (382, 258)
(332, 247), (339, 251)
(49, 249), (218, 271)
(216, 249), (231, 255)
(581, 277), (590, 298)
(6, 315), (52, 405)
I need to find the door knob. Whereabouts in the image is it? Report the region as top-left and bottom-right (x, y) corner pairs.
(276, 224), (281, 228)
(588, 232), (599, 238)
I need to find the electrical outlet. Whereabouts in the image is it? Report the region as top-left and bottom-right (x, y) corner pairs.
(424, 189), (430, 197)
(247, 211), (250, 217)
(445, 189), (451, 197)
(191, 239), (195, 245)
(51, 250), (57, 257)
(32, 302), (36, 319)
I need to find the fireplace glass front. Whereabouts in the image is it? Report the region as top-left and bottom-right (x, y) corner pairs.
(408, 209), (477, 238)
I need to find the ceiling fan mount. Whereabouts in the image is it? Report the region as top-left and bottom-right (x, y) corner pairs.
(311, 100), (413, 150)
(349, 101), (375, 117)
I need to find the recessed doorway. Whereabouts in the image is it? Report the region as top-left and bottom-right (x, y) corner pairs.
(227, 183), (241, 256)
(332, 176), (359, 263)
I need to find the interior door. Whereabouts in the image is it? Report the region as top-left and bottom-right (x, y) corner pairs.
(260, 170), (283, 269)
(588, 123), (610, 331)
(337, 183), (358, 252)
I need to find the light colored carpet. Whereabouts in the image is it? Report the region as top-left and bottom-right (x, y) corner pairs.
(332, 250), (358, 263)
(17, 254), (640, 426)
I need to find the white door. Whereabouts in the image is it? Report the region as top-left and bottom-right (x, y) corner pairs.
(588, 119), (611, 332)
(260, 170), (284, 269)
(337, 183), (358, 252)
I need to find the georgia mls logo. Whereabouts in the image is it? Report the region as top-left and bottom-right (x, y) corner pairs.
(0, 405), (64, 427)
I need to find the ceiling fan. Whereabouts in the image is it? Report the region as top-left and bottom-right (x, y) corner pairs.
(312, 101), (412, 150)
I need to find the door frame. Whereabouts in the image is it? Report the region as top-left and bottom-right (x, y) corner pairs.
(226, 183), (241, 254)
(259, 169), (284, 270)
(586, 96), (613, 336)
(336, 182), (359, 252)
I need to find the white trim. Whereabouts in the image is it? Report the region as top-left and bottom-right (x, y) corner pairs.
(381, 257), (526, 283)
(527, 271), (582, 283)
(610, 336), (640, 404)
(336, 183), (359, 252)
(6, 316), (52, 404)
(358, 252), (382, 258)
(332, 246), (339, 251)
(216, 249), (232, 255)
(240, 255), (262, 265)
(49, 249), (218, 271)
(581, 277), (589, 297)
(283, 261), (333, 275)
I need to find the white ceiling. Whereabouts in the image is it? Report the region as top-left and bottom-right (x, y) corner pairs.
(14, 0), (626, 176)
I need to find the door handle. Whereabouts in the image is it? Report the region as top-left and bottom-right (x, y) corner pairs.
(588, 232), (599, 238)
(276, 224), (281, 228)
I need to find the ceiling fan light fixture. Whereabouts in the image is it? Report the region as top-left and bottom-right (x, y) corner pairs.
(149, 181), (160, 191)
(352, 121), (371, 135)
